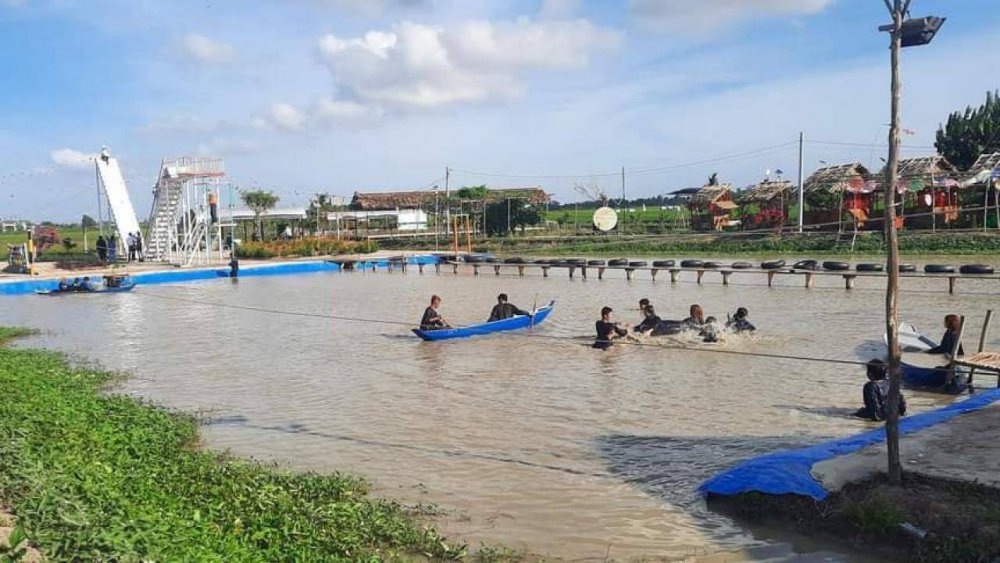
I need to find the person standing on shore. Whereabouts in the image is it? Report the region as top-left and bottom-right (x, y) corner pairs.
(96, 235), (107, 264)
(107, 234), (117, 263)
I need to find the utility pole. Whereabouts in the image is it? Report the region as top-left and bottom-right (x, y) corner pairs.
(621, 166), (626, 235)
(797, 131), (805, 233)
(444, 166), (450, 237)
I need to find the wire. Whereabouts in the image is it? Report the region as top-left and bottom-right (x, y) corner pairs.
(808, 139), (937, 150)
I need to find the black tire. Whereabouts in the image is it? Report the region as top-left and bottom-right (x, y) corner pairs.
(549, 259), (567, 266)
(731, 262), (754, 269)
(680, 259), (704, 268)
(898, 263), (917, 273)
(960, 264), (995, 275)
(822, 261), (850, 271)
(486, 257), (500, 263)
(464, 255), (486, 263)
(533, 259), (551, 264)
(856, 263), (884, 272)
(703, 261), (724, 269)
(652, 260), (675, 268)
(566, 258), (587, 266)
(504, 257), (525, 264)
(761, 259), (785, 270)
(608, 259), (628, 267)
(628, 261), (648, 267)
(924, 264), (955, 274)
(587, 260), (606, 266)
(793, 259), (818, 271)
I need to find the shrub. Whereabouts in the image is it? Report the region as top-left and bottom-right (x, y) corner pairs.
(235, 237), (378, 259)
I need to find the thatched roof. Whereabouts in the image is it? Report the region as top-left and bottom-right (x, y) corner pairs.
(960, 152), (1000, 187)
(738, 179), (794, 203)
(880, 155), (956, 179)
(804, 162), (870, 194)
(352, 187), (549, 210)
(689, 183), (734, 206)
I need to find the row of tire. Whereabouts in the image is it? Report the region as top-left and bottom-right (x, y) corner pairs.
(480, 256), (996, 275)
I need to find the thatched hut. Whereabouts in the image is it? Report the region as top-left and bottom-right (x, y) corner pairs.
(878, 156), (958, 228)
(351, 186), (549, 211)
(738, 178), (793, 229)
(802, 162), (871, 228)
(688, 183), (737, 231)
(960, 152), (1000, 230)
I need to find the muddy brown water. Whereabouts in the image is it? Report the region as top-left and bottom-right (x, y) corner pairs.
(2, 262), (998, 561)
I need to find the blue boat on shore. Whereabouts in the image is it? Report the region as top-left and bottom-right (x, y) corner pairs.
(37, 276), (136, 296)
(413, 300), (555, 341)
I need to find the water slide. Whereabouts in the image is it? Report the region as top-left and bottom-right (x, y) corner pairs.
(95, 155), (142, 250)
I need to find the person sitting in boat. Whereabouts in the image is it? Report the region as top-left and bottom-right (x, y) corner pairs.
(700, 316), (722, 343)
(57, 278), (69, 292)
(488, 293), (530, 322)
(420, 295), (449, 330)
(855, 359), (907, 422)
(81, 276), (97, 291)
(926, 314), (964, 356)
(682, 304), (705, 329)
(69, 277), (82, 291)
(634, 302), (661, 335)
(594, 306), (629, 350)
(726, 307), (756, 333)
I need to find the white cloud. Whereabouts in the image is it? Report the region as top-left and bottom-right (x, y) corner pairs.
(178, 33), (237, 65)
(541, 0), (579, 18)
(630, 0), (834, 32)
(50, 148), (96, 169)
(316, 18), (618, 110)
(266, 103), (307, 130)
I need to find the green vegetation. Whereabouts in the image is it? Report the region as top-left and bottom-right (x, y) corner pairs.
(0, 327), (36, 345)
(240, 189), (280, 241)
(936, 90), (1000, 170)
(234, 237), (377, 259)
(0, 329), (464, 561)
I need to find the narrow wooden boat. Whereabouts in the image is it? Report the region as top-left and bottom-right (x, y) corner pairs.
(413, 300), (555, 341)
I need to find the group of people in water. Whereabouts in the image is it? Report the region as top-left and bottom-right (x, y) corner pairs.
(594, 300), (755, 350)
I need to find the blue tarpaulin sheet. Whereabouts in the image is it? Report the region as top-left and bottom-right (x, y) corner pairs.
(0, 255), (441, 295)
(700, 388), (1000, 500)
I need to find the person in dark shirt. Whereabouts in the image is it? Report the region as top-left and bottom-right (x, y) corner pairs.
(855, 359), (907, 422)
(488, 293), (530, 322)
(593, 306), (628, 350)
(726, 307), (756, 333)
(634, 305), (662, 335)
(682, 304), (705, 329)
(420, 295), (449, 330)
(926, 314), (964, 356)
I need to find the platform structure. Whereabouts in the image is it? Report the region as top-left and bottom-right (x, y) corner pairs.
(145, 157), (228, 266)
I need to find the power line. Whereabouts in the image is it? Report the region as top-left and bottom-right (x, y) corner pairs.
(807, 139), (937, 150)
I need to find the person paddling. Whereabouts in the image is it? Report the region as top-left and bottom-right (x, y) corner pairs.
(420, 295), (450, 331)
(488, 293), (530, 322)
(594, 306), (628, 350)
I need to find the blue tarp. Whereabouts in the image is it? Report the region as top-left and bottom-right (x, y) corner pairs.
(1, 255), (441, 295)
(700, 388), (1000, 500)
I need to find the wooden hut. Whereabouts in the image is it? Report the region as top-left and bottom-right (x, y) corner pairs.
(802, 162), (871, 229)
(960, 152), (1000, 230)
(879, 156), (958, 229)
(688, 183), (737, 231)
(738, 178), (793, 229)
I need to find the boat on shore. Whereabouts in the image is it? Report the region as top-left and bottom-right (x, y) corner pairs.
(413, 300), (555, 341)
(884, 323), (966, 390)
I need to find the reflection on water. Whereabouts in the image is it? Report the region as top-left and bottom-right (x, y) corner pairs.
(2, 265), (997, 560)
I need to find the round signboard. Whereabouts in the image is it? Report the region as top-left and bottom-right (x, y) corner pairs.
(592, 207), (618, 232)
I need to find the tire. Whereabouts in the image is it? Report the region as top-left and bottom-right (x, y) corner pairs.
(628, 261), (648, 267)
(608, 259), (629, 267)
(680, 259), (704, 268)
(960, 264), (995, 274)
(761, 259), (785, 270)
(924, 264), (955, 274)
(486, 257), (500, 263)
(587, 260), (606, 266)
(652, 260), (675, 268)
(731, 262), (754, 269)
(566, 258), (587, 266)
(856, 263), (884, 272)
(464, 255), (486, 263)
(533, 259), (551, 264)
(504, 257), (525, 264)
(822, 261), (850, 271)
(793, 259), (818, 271)
(703, 261), (724, 269)
(549, 259), (567, 266)
(898, 263), (917, 273)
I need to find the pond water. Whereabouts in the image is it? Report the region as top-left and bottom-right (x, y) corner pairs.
(2, 263), (998, 561)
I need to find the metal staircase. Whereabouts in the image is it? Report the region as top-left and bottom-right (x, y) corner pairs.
(144, 157), (225, 265)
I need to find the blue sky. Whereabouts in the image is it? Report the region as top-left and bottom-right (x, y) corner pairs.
(1, 0), (998, 220)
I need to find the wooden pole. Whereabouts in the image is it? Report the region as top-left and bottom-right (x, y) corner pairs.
(883, 1), (904, 487)
(464, 216), (472, 253)
(453, 216), (459, 259)
(968, 310), (994, 386)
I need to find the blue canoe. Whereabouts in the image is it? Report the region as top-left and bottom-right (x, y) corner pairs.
(413, 300), (555, 341)
(37, 281), (136, 296)
(884, 322), (967, 389)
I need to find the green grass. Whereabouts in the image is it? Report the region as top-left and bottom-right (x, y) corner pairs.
(0, 330), (465, 561)
(0, 327), (36, 346)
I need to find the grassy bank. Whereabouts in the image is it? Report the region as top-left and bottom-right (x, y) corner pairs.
(711, 474), (1000, 562)
(0, 329), (465, 561)
(468, 231), (1000, 257)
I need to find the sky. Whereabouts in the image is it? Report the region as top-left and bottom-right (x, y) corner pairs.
(1, 0), (998, 221)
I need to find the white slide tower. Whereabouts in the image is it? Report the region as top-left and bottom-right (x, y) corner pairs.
(95, 150), (142, 254)
(144, 156), (226, 266)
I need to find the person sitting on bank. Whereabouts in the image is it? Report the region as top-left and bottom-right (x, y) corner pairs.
(682, 304), (705, 329)
(635, 304), (662, 335)
(926, 314), (964, 356)
(420, 295), (449, 330)
(726, 307), (756, 333)
(855, 359), (907, 422)
(488, 293), (530, 322)
(594, 306), (629, 350)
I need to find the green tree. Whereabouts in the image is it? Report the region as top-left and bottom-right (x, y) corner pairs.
(240, 190), (279, 241)
(81, 214), (97, 229)
(455, 185), (489, 199)
(484, 201), (544, 235)
(935, 90), (1000, 171)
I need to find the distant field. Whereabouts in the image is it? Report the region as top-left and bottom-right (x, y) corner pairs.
(0, 227), (90, 247)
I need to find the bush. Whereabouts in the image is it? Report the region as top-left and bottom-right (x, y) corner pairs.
(234, 238), (378, 259)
